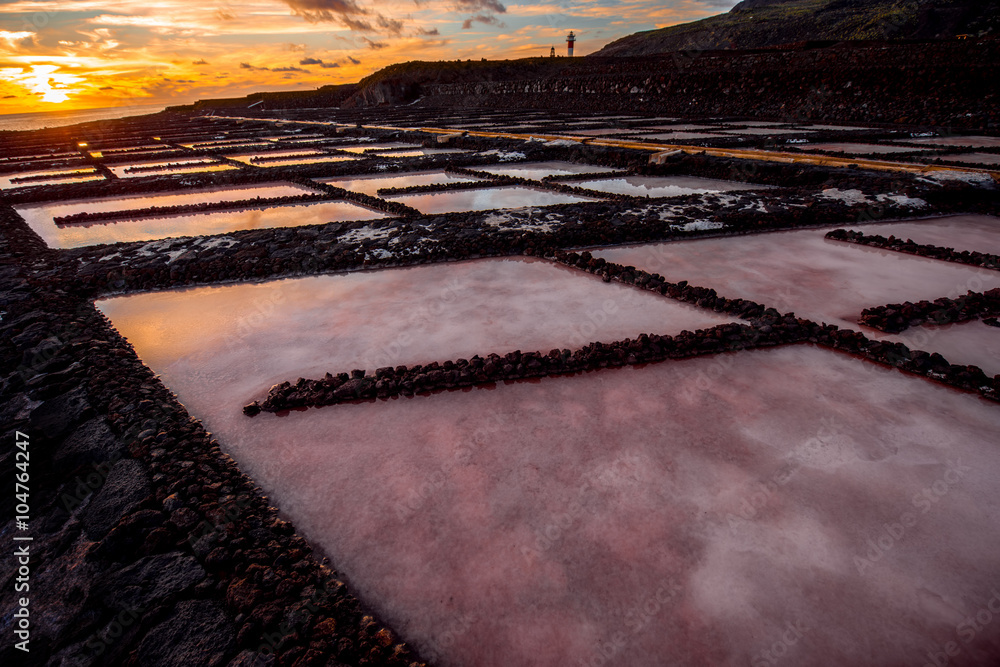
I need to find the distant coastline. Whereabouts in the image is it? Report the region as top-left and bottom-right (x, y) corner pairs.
(0, 103), (166, 132)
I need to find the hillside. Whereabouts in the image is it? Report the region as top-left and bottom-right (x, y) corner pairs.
(595, 0), (1000, 56)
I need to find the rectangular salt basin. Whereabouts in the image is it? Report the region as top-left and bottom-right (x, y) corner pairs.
(795, 143), (935, 154)
(276, 137), (342, 145)
(0, 167), (101, 189)
(841, 214), (1000, 256)
(0, 151), (77, 163)
(387, 185), (600, 214)
(33, 199), (387, 248)
(240, 155), (358, 168)
(15, 182), (320, 245)
(16, 182), (316, 219)
(228, 150), (327, 164)
(723, 121), (790, 127)
(109, 159), (237, 179)
(89, 307), (1000, 667)
(338, 143), (422, 154)
(792, 124), (873, 132)
(629, 132), (726, 141)
(898, 136), (1000, 149)
(261, 134), (324, 142)
(719, 128), (815, 136)
(98, 144), (166, 154)
(197, 143), (273, 152)
(371, 148), (471, 158)
(942, 153), (1000, 166)
(320, 170), (481, 196)
(181, 138), (263, 148)
(98, 149), (182, 158)
(886, 319), (1000, 377)
(639, 124), (722, 132)
(477, 161), (621, 180)
(594, 221), (1000, 365)
(97, 257), (739, 399)
(557, 175), (767, 197)
(564, 128), (632, 136)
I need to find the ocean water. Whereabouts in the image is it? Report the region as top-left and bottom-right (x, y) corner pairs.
(0, 104), (166, 132)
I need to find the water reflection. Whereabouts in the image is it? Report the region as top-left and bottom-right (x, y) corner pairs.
(388, 185), (600, 214)
(27, 199), (386, 248)
(477, 161), (620, 180)
(321, 170), (481, 196)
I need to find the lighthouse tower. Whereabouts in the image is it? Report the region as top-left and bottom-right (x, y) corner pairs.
(567, 31), (576, 57)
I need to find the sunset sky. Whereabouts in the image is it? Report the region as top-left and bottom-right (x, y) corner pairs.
(0, 0), (737, 115)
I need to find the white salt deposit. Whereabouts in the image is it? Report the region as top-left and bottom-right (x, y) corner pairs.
(818, 188), (927, 208)
(560, 175), (768, 198)
(919, 171), (997, 187)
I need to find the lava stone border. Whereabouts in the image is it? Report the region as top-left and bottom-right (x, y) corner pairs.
(557, 253), (1000, 401)
(826, 228), (1000, 271)
(245, 320), (783, 415)
(245, 249), (1000, 416)
(859, 288), (1000, 333)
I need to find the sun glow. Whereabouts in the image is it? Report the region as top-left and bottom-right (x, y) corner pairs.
(0, 0), (736, 115)
(1, 64), (84, 104)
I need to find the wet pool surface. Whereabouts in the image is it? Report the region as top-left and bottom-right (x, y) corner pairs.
(387, 185), (601, 214)
(841, 214), (1000, 256)
(628, 132), (726, 141)
(88, 293), (1000, 667)
(0, 167), (102, 189)
(793, 143), (936, 154)
(29, 199), (387, 248)
(595, 217), (1000, 369)
(476, 161), (620, 180)
(16, 181), (316, 218)
(338, 142), (422, 154)
(321, 170), (482, 196)
(942, 153), (1000, 166)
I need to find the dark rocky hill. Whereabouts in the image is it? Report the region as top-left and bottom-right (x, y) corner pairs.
(595, 0), (1000, 56)
(181, 39), (1000, 130)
